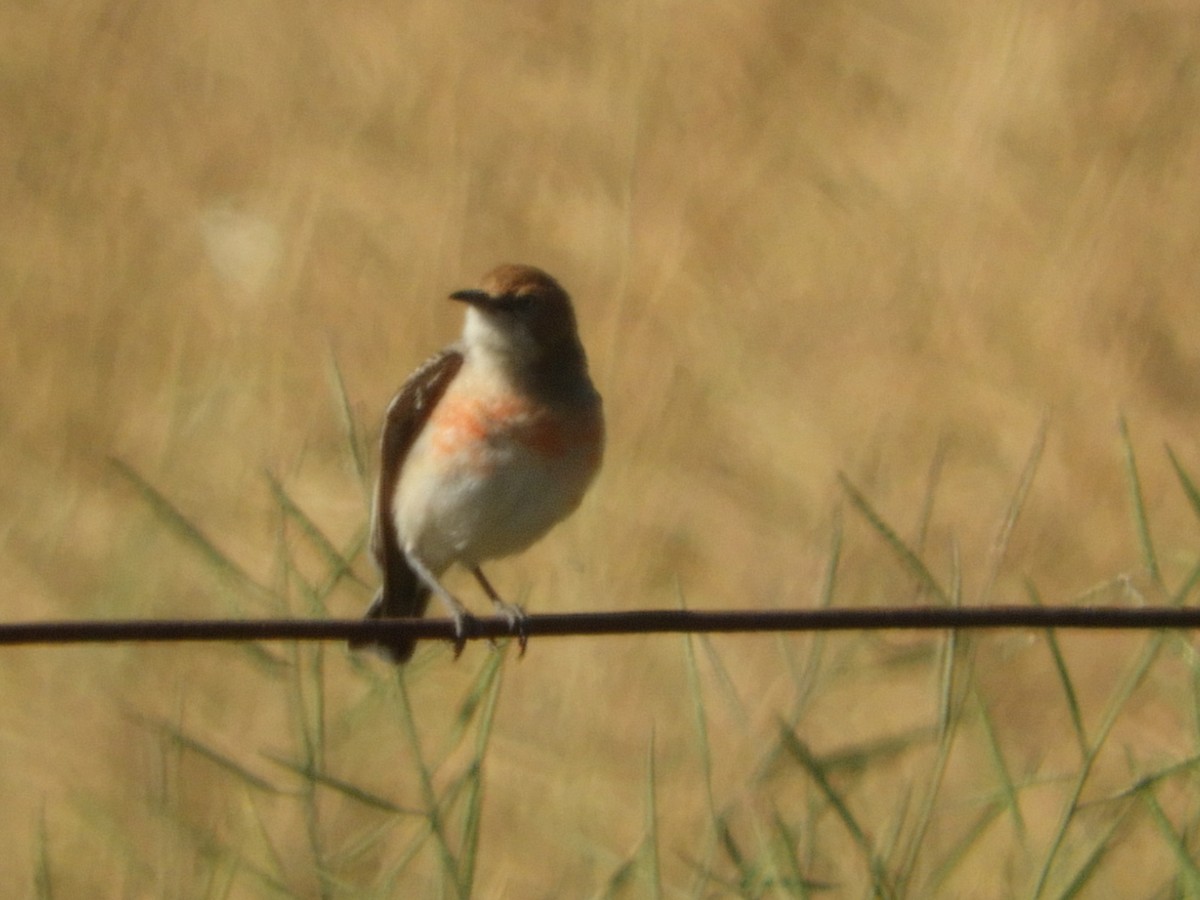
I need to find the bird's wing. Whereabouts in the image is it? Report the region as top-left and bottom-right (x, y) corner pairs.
(370, 347), (465, 569)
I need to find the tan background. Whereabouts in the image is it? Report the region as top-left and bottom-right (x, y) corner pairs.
(3, 0), (1200, 895)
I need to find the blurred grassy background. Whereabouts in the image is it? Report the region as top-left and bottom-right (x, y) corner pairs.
(3, 0), (1200, 895)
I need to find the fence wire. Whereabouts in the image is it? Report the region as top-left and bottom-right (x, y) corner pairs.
(1, 605), (1198, 649)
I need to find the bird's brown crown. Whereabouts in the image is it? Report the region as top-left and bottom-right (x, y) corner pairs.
(479, 264), (567, 303)
(453, 264), (580, 349)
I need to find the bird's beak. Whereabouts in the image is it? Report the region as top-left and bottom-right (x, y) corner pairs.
(449, 289), (492, 307)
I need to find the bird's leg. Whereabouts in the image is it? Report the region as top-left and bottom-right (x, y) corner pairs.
(471, 567), (528, 656)
(404, 548), (477, 658)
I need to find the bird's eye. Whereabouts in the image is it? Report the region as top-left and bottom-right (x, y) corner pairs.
(498, 292), (533, 312)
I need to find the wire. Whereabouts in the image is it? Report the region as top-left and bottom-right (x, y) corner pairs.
(0, 605), (1196, 648)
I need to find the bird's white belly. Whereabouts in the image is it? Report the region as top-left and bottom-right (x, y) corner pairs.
(392, 393), (602, 572)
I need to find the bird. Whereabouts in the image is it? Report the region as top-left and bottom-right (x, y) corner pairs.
(350, 264), (605, 663)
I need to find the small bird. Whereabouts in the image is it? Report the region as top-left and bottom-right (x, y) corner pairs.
(351, 264), (605, 663)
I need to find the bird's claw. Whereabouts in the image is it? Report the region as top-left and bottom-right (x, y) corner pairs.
(497, 602), (528, 658)
(451, 611), (480, 659)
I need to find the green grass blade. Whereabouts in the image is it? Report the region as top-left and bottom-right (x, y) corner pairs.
(1172, 561), (1200, 607)
(109, 457), (272, 604)
(199, 848), (238, 900)
(940, 541), (963, 737)
(682, 618), (721, 899)
(1166, 443), (1200, 526)
(1032, 628), (1169, 898)
(264, 754), (417, 815)
(714, 816), (758, 897)
(818, 510), (843, 611)
(877, 782), (913, 884)
(975, 687), (1027, 840)
(838, 474), (948, 603)
(265, 470), (369, 596)
(434, 647), (507, 769)
(136, 716), (285, 795)
(742, 804), (789, 898)
(146, 802), (294, 896)
(301, 643), (327, 774)
(894, 560), (964, 892)
(756, 722), (934, 791)
(776, 722), (894, 898)
(376, 811), (452, 893)
(754, 520), (909, 796)
(784, 513), (843, 720)
(643, 729), (663, 900)
(396, 672), (466, 899)
(1139, 786), (1200, 893)
(911, 437), (947, 559)
(1118, 416), (1163, 588)
(698, 633), (751, 731)
(924, 802), (1003, 894)
(1099, 751), (1200, 802)
(325, 530), (369, 599)
(682, 632), (717, 821)
(324, 816), (402, 876)
(459, 650), (506, 898)
(243, 792), (296, 888)
(1194, 659), (1200, 753)
(1026, 581), (1089, 758)
(33, 804), (52, 900)
(979, 420), (1046, 603)
(817, 726), (939, 776)
(769, 809), (834, 897)
(281, 633), (329, 897)
(1055, 812), (1129, 899)
(769, 809), (805, 898)
(597, 854), (640, 899)
(327, 347), (369, 495)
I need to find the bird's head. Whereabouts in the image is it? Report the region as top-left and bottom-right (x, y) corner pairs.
(452, 264), (584, 371)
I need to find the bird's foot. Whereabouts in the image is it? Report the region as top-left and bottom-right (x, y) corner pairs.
(470, 567), (529, 657)
(450, 609), (481, 659)
(493, 599), (528, 657)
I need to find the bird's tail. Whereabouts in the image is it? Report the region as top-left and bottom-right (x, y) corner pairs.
(349, 563), (431, 664)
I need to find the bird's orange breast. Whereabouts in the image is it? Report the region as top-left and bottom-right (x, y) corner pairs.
(429, 391), (603, 468)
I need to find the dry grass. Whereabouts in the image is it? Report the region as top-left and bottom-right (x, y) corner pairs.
(4, 0), (1200, 895)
